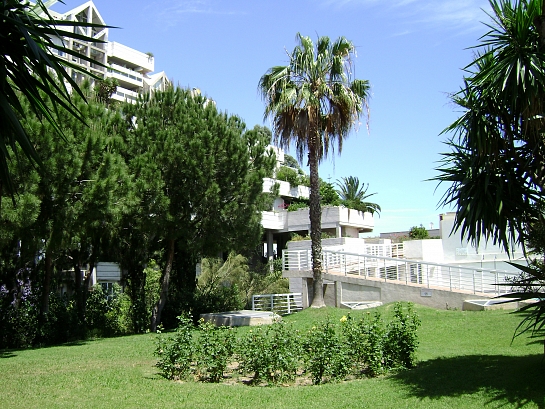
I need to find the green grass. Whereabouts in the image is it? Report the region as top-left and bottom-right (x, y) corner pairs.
(1, 304), (543, 409)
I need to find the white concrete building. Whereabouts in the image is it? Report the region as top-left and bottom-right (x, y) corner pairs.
(46, 1), (170, 102)
(261, 147), (375, 261)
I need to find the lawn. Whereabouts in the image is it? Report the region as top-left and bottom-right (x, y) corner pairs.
(0, 304), (543, 409)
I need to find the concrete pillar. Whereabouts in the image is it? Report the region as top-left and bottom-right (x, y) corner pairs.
(302, 278), (313, 308)
(336, 225), (342, 238)
(335, 280), (342, 307)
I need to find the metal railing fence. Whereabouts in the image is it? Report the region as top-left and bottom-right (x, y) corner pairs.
(252, 293), (303, 315)
(283, 249), (516, 296)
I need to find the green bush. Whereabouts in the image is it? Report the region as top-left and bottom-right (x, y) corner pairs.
(154, 303), (421, 386)
(154, 314), (195, 380)
(275, 166), (300, 186)
(383, 302), (420, 369)
(195, 320), (235, 382)
(304, 318), (350, 384)
(409, 225), (429, 240)
(237, 321), (302, 384)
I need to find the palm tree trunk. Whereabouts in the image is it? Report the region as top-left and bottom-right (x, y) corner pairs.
(308, 144), (325, 308)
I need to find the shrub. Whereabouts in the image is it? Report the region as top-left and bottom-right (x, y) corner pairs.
(383, 302), (421, 369)
(408, 225), (429, 240)
(275, 166), (300, 187)
(154, 314), (195, 380)
(237, 321), (302, 384)
(340, 312), (385, 376)
(304, 318), (350, 384)
(195, 320), (235, 382)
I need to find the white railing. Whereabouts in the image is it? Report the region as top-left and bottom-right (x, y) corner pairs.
(252, 293), (303, 315)
(283, 250), (516, 296)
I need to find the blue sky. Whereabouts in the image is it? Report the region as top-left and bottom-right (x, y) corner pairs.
(54, 0), (493, 235)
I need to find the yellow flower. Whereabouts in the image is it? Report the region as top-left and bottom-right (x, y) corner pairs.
(340, 315), (348, 323)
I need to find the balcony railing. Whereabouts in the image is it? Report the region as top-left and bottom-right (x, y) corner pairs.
(283, 249), (516, 296)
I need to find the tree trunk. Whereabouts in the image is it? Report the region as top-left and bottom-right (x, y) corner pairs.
(150, 238), (175, 331)
(72, 250), (85, 322)
(308, 143), (325, 308)
(41, 252), (53, 315)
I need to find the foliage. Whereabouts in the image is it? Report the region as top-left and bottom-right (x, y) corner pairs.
(94, 78), (119, 105)
(320, 180), (341, 206)
(121, 87), (275, 330)
(0, 274), (39, 348)
(289, 232), (335, 241)
(341, 311), (386, 376)
(260, 33), (370, 307)
(434, 0), (545, 253)
(287, 200), (310, 211)
(304, 318), (350, 384)
(409, 225), (429, 240)
(383, 302), (421, 369)
(336, 176), (381, 215)
(0, 0), (107, 193)
(154, 303), (420, 386)
(86, 284), (132, 337)
(275, 166), (300, 186)
(195, 320), (235, 382)
(194, 253), (249, 316)
(154, 314), (195, 380)
(283, 154), (300, 169)
(433, 0), (545, 350)
(237, 321), (302, 384)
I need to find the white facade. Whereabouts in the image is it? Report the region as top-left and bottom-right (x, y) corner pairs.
(46, 1), (170, 102)
(261, 148), (375, 260)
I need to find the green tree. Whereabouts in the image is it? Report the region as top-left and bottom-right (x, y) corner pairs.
(336, 176), (381, 215)
(408, 225), (429, 240)
(435, 0), (545, 352)
(121, 86), (275, 330)
(1, 0), (107, 194)
(259, 33), (369, 307)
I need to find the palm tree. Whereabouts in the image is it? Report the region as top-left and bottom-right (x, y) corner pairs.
(336, 176), (381, 215)
(259, 33), (369, 307)
(436, 0), (545, 353)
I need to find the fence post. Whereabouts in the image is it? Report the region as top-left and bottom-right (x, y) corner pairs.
(287, 294), (291, 314)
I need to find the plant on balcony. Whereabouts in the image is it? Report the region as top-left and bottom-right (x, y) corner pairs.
(336, 176), (381, 216)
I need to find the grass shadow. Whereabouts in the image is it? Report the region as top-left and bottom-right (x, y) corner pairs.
(392, 354), (545, 408)
(0, 350), (17, 358)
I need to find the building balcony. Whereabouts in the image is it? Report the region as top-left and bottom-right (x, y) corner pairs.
(107, 63), (144, 88)
(107, 42), (153, 73)
(111, 86), (139, 103)
(261, 206), (374, 234)
(263, 178), (310, 199)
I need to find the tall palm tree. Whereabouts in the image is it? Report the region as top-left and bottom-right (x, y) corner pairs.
(336, 176), (381, 215)
(259, 33), (369, 307)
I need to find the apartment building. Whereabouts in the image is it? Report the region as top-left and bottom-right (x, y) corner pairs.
(46, 1), (169, 103)
(262, 147), (375, 261)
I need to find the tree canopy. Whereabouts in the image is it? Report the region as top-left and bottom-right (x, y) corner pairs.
(1, 0), (108, 194)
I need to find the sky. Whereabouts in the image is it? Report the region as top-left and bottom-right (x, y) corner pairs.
(53, 0), (493, 235)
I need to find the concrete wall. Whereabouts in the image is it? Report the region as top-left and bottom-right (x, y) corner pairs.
(403, 239), (444, 262)
(286, 272), (492, 310)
